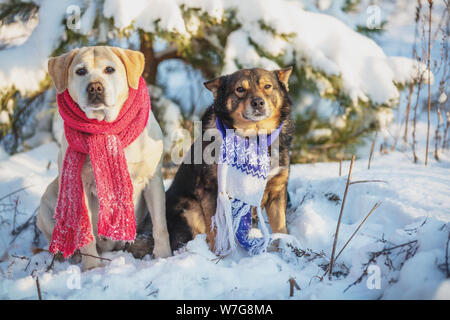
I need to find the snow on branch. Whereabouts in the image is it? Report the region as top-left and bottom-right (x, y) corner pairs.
(0, 0), (431, 107)
(0, 0), (78, 94)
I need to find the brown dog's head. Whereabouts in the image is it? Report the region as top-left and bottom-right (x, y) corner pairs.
(47, 46), (145, 122)
(204, 67), (293, 133)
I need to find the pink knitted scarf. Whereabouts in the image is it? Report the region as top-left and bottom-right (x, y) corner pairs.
(49, 77), (150, 258)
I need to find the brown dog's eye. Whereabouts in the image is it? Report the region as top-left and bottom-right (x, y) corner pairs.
(264, 84), (272, 89)
(105, 66), (115, 74)
(236, 87), (246, 93)
(75, 67), (87, 76)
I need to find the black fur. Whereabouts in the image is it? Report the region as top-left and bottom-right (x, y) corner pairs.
(166, 69), (294, 250)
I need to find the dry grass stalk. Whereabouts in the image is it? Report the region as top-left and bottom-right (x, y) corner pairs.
(32, 271), (42, 300)
(289, 277), (300, 297)
(329, 154), (355, 280)
(322, 201), (381, 279)
(412, 0), (425, 163)
(425, 0), (433, 166)
(349, 179), (387, 185)
(368, 130), (378, 170)
(403, 83), (414, 147)
(335, 202), (382, 261)
(445, 230), (450, 278)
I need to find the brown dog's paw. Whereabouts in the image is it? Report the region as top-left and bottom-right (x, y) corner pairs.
(126, 234), (154, 259)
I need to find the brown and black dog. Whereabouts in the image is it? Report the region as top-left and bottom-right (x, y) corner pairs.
(166, 67), (295, 252)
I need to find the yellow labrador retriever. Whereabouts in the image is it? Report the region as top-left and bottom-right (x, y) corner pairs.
(37, 46), (171, 270)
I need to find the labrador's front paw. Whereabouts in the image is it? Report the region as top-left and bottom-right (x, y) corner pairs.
(152, 239), (172, 258)
(81, 256), (104, 271)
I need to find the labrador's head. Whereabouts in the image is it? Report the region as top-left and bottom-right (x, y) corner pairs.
(48, 46), (145, 122)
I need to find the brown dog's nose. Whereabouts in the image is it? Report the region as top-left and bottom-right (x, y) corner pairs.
(87, 81), (104, 94)
(251, 97), (265, 108)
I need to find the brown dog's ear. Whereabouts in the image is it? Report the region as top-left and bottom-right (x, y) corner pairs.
(204, 76), (225, 99)
(275, 66), (293, 91)
(48, 49), (79, 93)
(110, 47), (145, 89)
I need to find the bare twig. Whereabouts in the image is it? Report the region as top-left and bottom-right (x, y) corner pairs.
(403, 83), (414, 147)
(32, 271), (42, 300)
(329, 155), (355, 280)
(322, 202), (382, 278)
(412, 0), (424, 163)
(344, 240), (419, 292)
(10, 207), (38, 245)
(339, 158), (342, 177)
(335, 202), (382, 261)
(349, 180), (388, 186)
(0, 185), (33, 202)
(445, 230), (450, 278)
(425, 0), (433, 166)
(33, 247), (112, 262)
(368, 130), (378, 169)
(46, 255), (56, 272)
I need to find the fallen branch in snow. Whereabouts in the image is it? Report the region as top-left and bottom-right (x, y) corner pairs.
(322, 202), (382, 279)
(344, 240), (419, 293)
(289, 277), (300, 297)
(32, 247), (112, 262)
(329, 155), (355, 280)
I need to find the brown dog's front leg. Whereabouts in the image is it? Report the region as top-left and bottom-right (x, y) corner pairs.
(263, 169), (289, 234)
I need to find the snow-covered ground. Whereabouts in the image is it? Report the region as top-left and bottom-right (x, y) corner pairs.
(0, 0), (448, 300)
(0, 122), (448, 300)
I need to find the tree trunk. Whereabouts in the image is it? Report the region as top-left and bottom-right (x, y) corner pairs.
(139, 31), (158, 85)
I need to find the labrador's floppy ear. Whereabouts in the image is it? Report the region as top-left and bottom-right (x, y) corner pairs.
(204, 76), (226, 100)
(110, 47), (145, 89)
(47, 48), (79, 93)
(275, 66), (293, 91)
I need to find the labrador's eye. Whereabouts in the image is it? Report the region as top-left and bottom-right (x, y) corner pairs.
(75, 67), (87, 76)
(105, 66), (115, 74)
(264, 84), (272, 89)
(236, 87), (246, 93)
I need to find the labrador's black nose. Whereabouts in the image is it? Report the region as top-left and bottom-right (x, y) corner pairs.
(87, 81), (105, 104)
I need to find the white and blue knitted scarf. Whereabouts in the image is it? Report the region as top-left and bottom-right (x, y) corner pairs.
(213, 118), (283, 256)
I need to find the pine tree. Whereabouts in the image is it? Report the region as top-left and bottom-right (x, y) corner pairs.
(0, 0), (426, 163)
